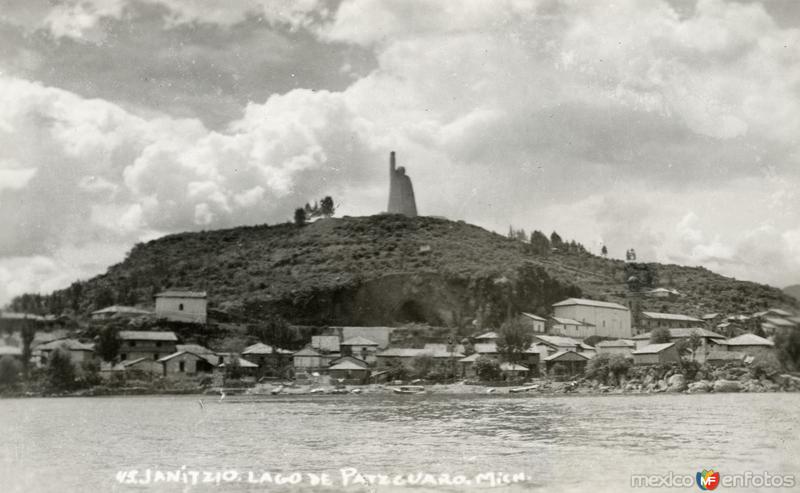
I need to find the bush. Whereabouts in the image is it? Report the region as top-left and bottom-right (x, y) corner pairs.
(585, 353), (631, 384)
(79, 360), (103, 387)
(0, 356), (22, 388)
(650, 328), (672, 344)
(774, 330), (800, 371)
(47, 348), (77, 392)
(750, 353), (783, 379)
(474, 356), (501, 382)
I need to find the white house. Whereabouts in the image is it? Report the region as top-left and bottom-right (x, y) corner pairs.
(154, 290), (207, 324)
(552, 298), (632, 338)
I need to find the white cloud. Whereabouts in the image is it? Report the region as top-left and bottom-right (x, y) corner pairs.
(2, 0), (800, 305)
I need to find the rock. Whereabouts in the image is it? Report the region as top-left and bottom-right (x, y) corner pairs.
(742, 380), (763, 393)
(713, 380), (742, 393)
(666, 374), (687, 392)
(688, 381), (711, 393)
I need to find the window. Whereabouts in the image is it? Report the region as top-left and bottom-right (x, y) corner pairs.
(156, 341), (162, 347)
(179, 303), (184, 311)
(130, 341), (136, 347)
(120, 353), (127, 361)
(179, 361), (185, 372)
(153, 353), (158, 360)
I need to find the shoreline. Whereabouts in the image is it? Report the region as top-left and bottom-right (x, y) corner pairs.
(4, 374), (800, 399)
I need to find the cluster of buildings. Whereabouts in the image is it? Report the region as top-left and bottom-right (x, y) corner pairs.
(1, 286), (797, 385)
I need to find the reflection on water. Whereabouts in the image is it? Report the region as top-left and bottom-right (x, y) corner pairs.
(1, 393), (798, 492)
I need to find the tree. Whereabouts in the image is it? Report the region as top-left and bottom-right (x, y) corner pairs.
(496, 319), (533, 365)
(774, 330), (800, 371)
(21, 320), (36, 379)
(650, 328), (672, 344)
(550, 231), (563, 248)
(677, 331), (703, 361)
(474, 356), (502, 382)
(601, 245), (608, 257)
(293, 208), (307, 226)
(47, 347), (77, 392)
(319, 196), (336, 218)
(585, 353), (631, 385)
(529, 230), (550, 255)
(96, 326), (121, 362)
(0, 356), (22, 388)
(412, 354), (436, 379)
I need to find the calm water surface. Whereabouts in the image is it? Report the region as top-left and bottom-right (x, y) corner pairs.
(0, 393), (798, 492)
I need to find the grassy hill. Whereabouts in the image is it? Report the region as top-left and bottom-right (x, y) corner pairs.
(9, 214), (798, 328)
(784, 285), (800, 302)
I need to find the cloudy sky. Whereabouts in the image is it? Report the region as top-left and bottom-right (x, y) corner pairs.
(0, 0), (799, 305)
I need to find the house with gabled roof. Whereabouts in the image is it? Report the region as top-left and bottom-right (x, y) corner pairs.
(631, 342), (680, 365)
(154, 289), (207, 324)
(552, 298), (632, 338)
(341, 336), (380, 364)
(641, 312), (704, 330)
(118, 330), (178, 362)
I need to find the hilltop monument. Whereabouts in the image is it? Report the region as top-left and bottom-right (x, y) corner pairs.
(387, 151), (418, 216)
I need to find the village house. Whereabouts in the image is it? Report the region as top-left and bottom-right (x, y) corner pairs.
(543, 350), (591, 377)
(640, 312), (705, 331)
(595, 339), (635, 358)
(119, 357), (162, 376)
(375, 348), (426, 370)
(631, 343), (681, 365)
(118, 330), (178, 362)
(217, 353), (259, 376)
(340, 336), (380, 364)
(519, 312), (547, 334)
(36, 339), (95, 367)
(499, 362), (529, 380)
(327, 356), (370, 384)
(552, 298), (632, 338)
(632, 328), (727, 350)
(90, 305), (152, 320)
(473, 331), (498, 342)
(760, 316), (797, 336)
(154, 290), (207, 324)
(292, 347), (327, 374)
(158, 350), (218, 376)
(548, 316), (594, 339)
(241, 342), (293, 371)
(328, 326), (395, 349)
(311, 335), (341, 353)
(533, 335), (580, 354)
(722, 333), (775, 357)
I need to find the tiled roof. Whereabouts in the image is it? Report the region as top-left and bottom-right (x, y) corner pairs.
(154, 290), (207, 299)
(632, 342), (675, 354)
(37, 339), (94, 351)
(544, 350), (591, 361)
(91, 305), (152, 315)
(341, 336), (379, 346)
(329, 360), (369, 371)
(176, 344), (214, 354)
(724, 333), (774, 347)
(596, 339), (635, 348)
(642, 312), (703, 322)
(0, 311), (44, 321)
(473, 343), (498, 354)
(119, 330), (178, 342)
(520, 312), (546, 321)
(499, 362), (529, 371)
(293, 347), (322, 357)
(764, 317), (796, 327)
(553, 298), (629, 310)
(242, 342), (292, 355)
(535, 335), (581, 348)
(474, 331), (498, 340)
(632, 328), (726, 340)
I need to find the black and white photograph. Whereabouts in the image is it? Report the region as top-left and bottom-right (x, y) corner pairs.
(0, 0), (799, 491)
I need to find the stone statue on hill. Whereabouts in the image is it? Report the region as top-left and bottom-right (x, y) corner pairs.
(387, 151), (418, 217)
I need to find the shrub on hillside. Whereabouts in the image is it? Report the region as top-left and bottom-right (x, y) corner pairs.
(650, 328), (672, 344)
(47, 348), (77, 392)
(750, 352), (784, 379)
(585, 353), (631, 385)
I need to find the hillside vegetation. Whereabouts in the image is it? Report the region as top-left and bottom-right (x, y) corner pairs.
(9, 215), (797, 327)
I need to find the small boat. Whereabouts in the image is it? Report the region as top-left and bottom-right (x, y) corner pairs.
(330, 388), (349, 394)
(392, 385), (426, 394)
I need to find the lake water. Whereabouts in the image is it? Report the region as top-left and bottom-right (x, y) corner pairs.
(0, 393), (798, 492)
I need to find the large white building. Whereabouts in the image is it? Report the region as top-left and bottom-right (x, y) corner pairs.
(154, 290), (207, 324)
(552, 298), (632, 339)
